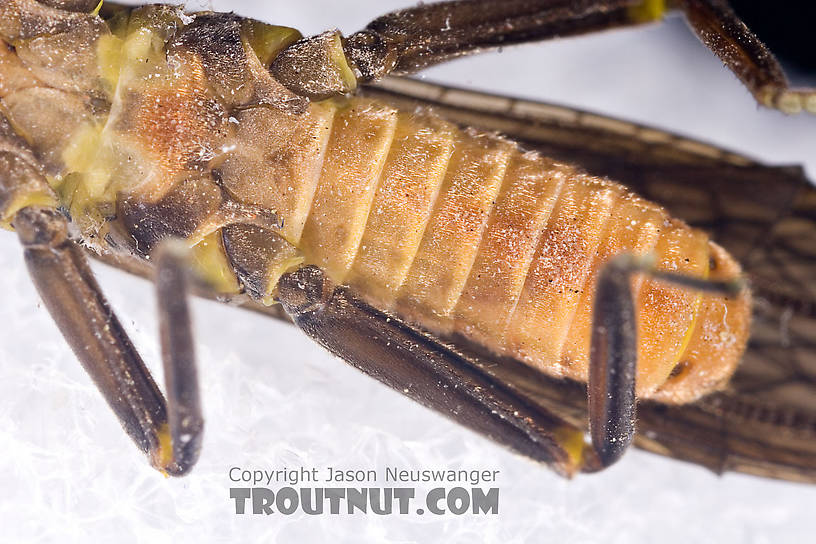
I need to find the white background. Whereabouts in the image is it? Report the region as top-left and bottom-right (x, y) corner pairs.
(1, 1), (815, 542)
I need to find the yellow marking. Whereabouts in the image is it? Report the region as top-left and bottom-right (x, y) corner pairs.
(0, 190), (58, 230)
(91, 0), (104, 16)
(63, 25), (142, 213)
(552, 425), (585, 473)
(262, 254), (305, 306)
(628, 0), (666, 23)
(96, 34), (124, 94)
(327, 32), (358, 93)
(68, 179), (104, 228)
(61, 124), (103, 179)
(191, 231), (241, 295)
(154, 422), (173, 476)
(50, 171), (97, 227)
(670, 246), (710, 370)
(123, 27), (156, 61)
(60, 119), (123, 226)
(241, 21), (302, 66)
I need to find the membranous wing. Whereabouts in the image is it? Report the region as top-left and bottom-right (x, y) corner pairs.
(362, 77), (816, 482)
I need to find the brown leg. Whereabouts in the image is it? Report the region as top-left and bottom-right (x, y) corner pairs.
(679, 0), (816, 114)
(588, 254), (743, 467)
(589, 255), (639, 467)
(277, 265), (599, 477)
(154, 241), (204, 475)
(272, 0), (814, 113)
(342, 0), (644, 82)
(272, 0), (651, 99)
(12, 206), (202, 476)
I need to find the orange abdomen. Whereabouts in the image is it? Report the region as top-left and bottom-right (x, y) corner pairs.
(220, 96), (752, 403)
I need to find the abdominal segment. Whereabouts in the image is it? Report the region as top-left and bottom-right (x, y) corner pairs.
(261, 95), (751, 402)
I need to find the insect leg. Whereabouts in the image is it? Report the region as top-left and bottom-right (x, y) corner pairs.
(11, 206), (202, 475)
(154, 241), (204, 476)
(678, 0), (816, 114)
(277, 265), (602, 477)
(12, 207), (167, 470)
(589, 253), (742, 467)
(342, 0), (650, 82)
(274, 0), (813, 113)
(272, 0), (656, 99)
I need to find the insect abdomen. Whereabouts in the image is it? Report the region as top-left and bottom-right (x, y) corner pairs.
(265, 96), (751, 402)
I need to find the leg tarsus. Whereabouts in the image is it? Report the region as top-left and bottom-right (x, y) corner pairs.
(680, 0), (816, 114)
